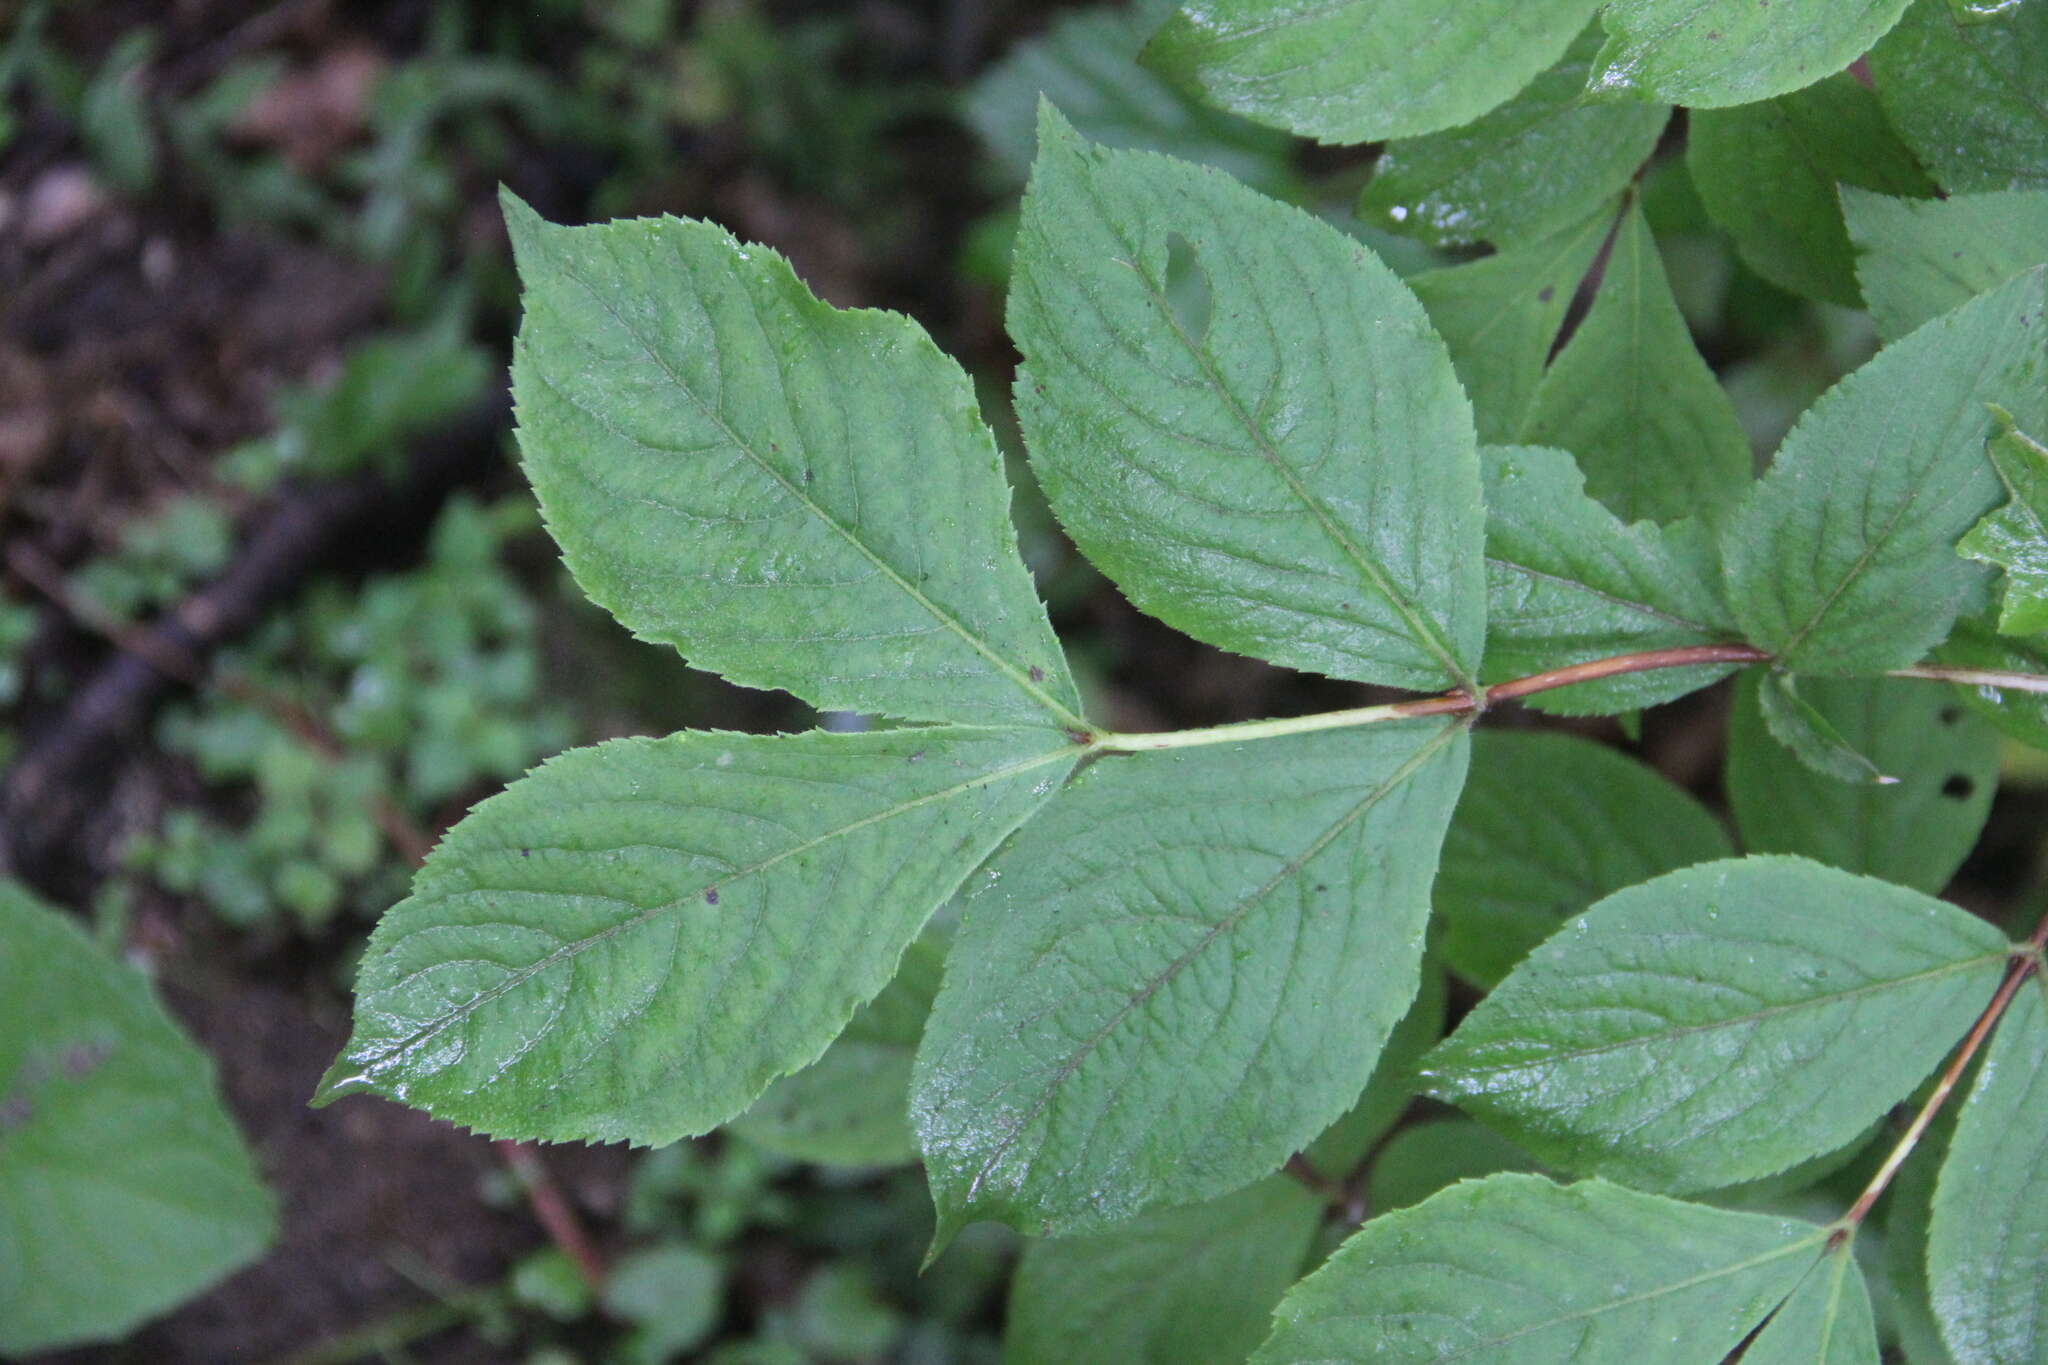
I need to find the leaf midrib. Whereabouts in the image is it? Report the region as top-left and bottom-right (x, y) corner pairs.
(347, 742), (1079, 1077)
(1438, 949), (2009, 1078)
(960, 719), (1464, 1206)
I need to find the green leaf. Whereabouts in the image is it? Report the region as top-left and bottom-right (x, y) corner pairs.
(727, 935), (944, 1166)
(1358, 26), (1667, 249)
(964, 0), (1298, 198)
(1720, 267), (2048, 675)
(1435, 730), (1733, 991)
(1958, 408), (2048, 634)
(1010, 108), (1486, 693)
(502, 193), (1080, 731)
(1141, 0), (1601, 145)
(1927, 975), (2048, 1365)
(1588, 0), (1913, 108)
(1934, 619), (2048, 750)
(1252, 1173), (1827, 1364)
(0, 882), (274, 1354)
(317, 726), (1076, 1145)
(1305, 962), (1449, 1172)
(1520, 202), (1754, 528)
(1410, 213), (1612, 442)
(1478, 444), (1742, 714)
(1728, 673), (1999, 893)
(1004, 1175), (1322, 1365)
(1366, 1119), (1542, 1214)
(913, 719), (1469, 1237)
(1843, 189), (2048, 341)
(1423, 857), (2012, 1193)
(1740, 1245), (1882, 1365)
(1882, 1101), (1962, 1365)
(1870, 0), (2048, 193)
(1687, 74), (1935, 307)
(1753, 670), (1903, 786)
(604, 1245), (725, 1360)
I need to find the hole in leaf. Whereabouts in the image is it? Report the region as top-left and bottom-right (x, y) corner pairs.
(1162, 232), (1212, 347)
(1939, 705), (1963, 725)
(1942, 774), (1975, 800)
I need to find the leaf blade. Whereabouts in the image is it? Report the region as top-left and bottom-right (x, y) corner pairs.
(1010, 108), (1486, 692)
(504, 194), (1079, 729)
(913, 719), (1469, 1236)
(1589, 0), (1913, 108)
(1252, 1173), (1826, 1364)
(320, 726), (1076, 1145)
(1424, 857), (2012, 1193)
(1720, 267), (2048, 675)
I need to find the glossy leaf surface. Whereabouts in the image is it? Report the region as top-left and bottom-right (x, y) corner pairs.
(1011, 109), (1486, 692)
(504, 195), (1079, 730)
(1957, 409), (2048, 635)
(0, 883), (274, 1354)
(1253, 1173), (1826, 1364)
(1721, 268), (2048, 675)
(1436, 730), (1733, 990)
(1870, 0), (2048, 192)
(1359, 26), (1666, 249)
(913, 720), (1468, 1237)
(1141, 0), (1600, 145)
(319, 726), (1075, 1144)
(1424, 858), (2011, 1192)
(1589, 0), (1912, 108)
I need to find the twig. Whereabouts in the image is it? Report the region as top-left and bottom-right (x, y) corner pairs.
(494, 1140), (608, 1292)
(1835, 910), (2048, 1237)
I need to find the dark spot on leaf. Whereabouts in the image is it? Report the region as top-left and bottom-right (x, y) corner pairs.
(1942, 775), (1975, 800)
(1940, 705), (1963, 726)
(1538, 286), (1554, 302)
(907, 749), (926, 764)
(705, 888), (720, 905)
(520, 848), (531, 857)
(804, 468), (814, 484)
(1029, 665), (1045, 682)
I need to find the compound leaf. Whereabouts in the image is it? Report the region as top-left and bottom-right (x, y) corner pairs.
(1688, 73), (1935, 307)
(1589, 0), (1913, 108)
(1720, 268), (2048, 675)
(1869, 0), (2048, 193)
(0, 882), (274, 1354)
(318, 726), (1077, 1145)
(1359, 25), (1667, 249)
(965, 0), (1298, 197)
(1004, 1174), (1322, 1365)
(1252, 1173), (1826, 1364)
(1520, 202), (1754, 529)
(503, 193), (1080, 731)
(1411, 214), (1612, 442)
(1927, 975), (2048, 1365)
(1741, 1245), (1882, 1365)
(1011, 108), (1486, 693)
(1141, 0), (1601, 145)
(1958, 408), (2048, 634)
(1423, 857), (2012, 1193)
(1436, 730), (1733, 990)
(1479, 444), (1741, 714)
(1729, 673), (1999, 893)
(913, 719), (1468, 1238)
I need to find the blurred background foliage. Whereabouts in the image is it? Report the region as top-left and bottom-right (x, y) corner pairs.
(2, 1), (2042, 1362)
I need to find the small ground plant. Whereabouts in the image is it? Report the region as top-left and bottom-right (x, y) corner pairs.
(307, 4), (2047, 1361)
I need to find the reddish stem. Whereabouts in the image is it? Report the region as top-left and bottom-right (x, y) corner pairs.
(494, 1140), (608, 1291)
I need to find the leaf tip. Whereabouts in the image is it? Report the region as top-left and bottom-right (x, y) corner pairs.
(309, 1051), (376, 1110)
